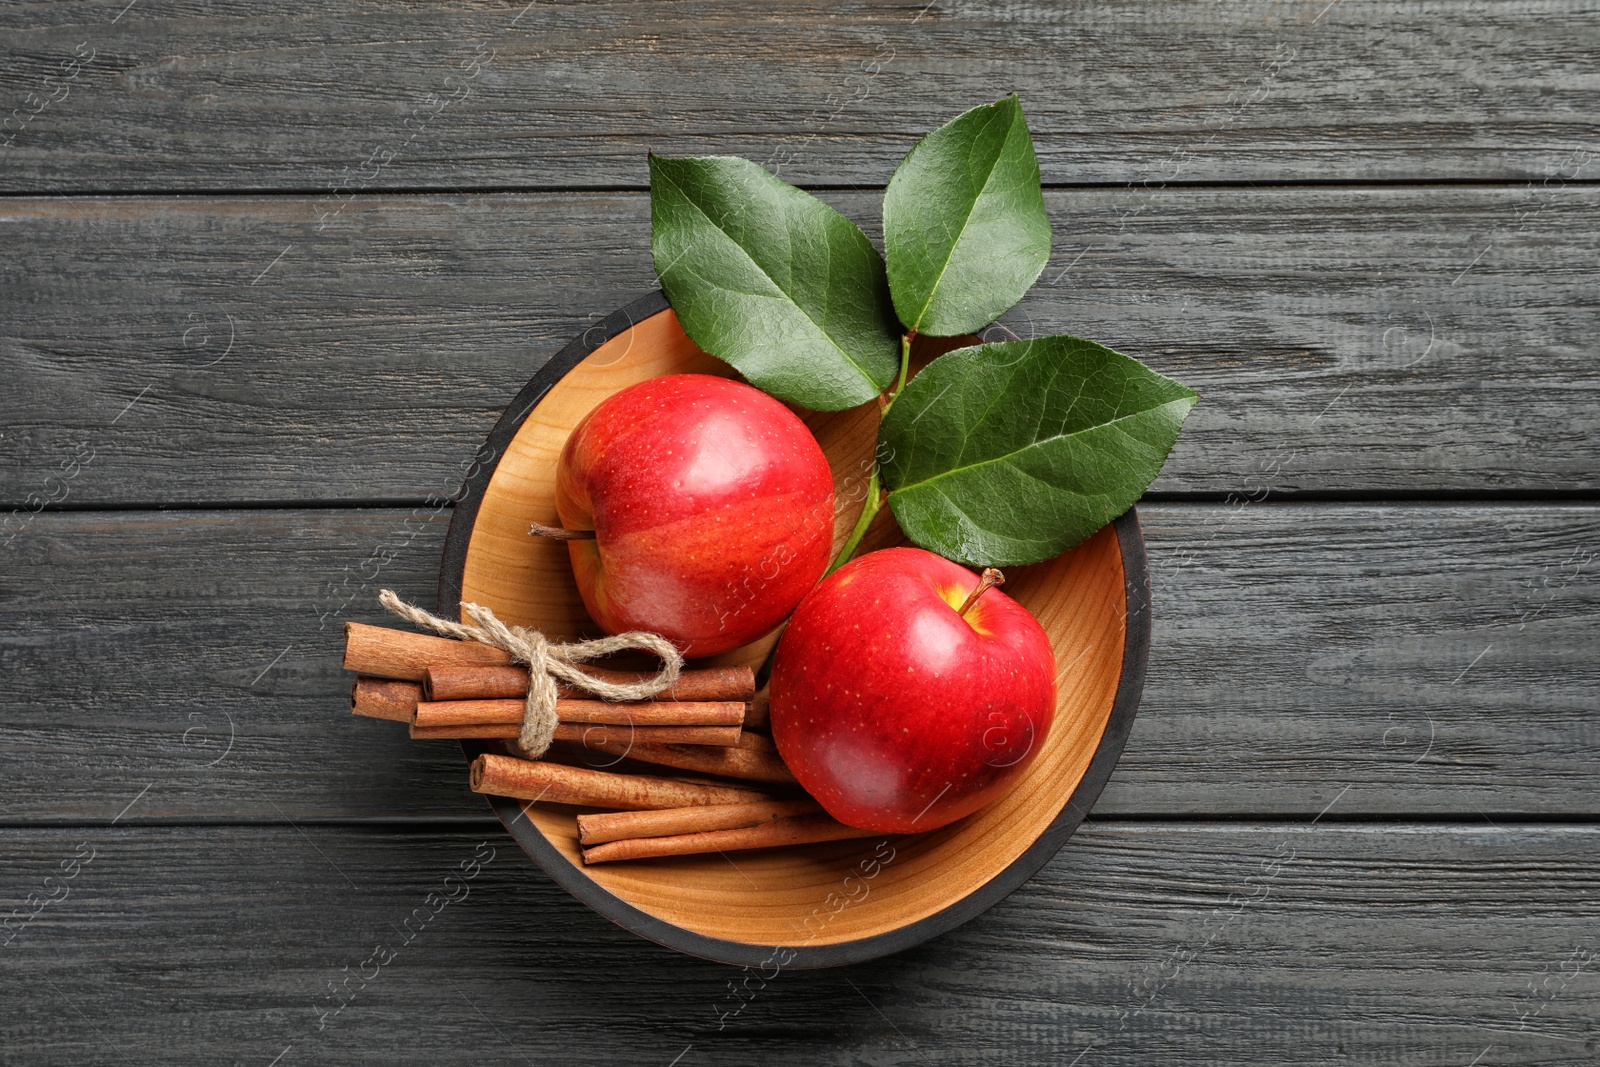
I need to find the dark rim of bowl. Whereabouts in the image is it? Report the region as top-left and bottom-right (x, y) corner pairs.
(436, 289), (1150, 969)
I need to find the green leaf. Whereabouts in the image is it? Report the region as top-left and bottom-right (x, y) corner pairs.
(882, 95), (1051, 336)
(649, 154), (901, 411)
(879, 335), (1197, 566)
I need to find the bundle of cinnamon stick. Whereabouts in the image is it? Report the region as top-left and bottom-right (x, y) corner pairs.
(342, 620), (885, 864)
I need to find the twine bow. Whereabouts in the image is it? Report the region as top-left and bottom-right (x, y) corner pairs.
(378, 589), (684, 758)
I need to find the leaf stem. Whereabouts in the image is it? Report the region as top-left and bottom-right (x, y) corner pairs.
(825, 329), (910, 576)
(763, 334), (907, 681)
(767, 335), (906, 684)
(826, 466), (881, 576)
(881, 330), (914, 418)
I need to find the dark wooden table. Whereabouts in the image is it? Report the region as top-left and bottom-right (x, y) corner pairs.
(4, 2), (1597, 1063)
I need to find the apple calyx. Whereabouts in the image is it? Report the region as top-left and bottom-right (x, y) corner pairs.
(528, 521), (596, 541)
(957, 567), (1005, 618)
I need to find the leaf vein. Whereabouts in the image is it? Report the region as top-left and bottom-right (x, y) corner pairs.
(892, 396), (1193, 497)
(657, 164), (879, 389)
(907, 106), (1018, 331)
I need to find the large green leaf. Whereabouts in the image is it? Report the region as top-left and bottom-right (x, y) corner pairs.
(879, 335), (1197, 566)
(882, 95), (1051, 337)
(649, 154), (901, 411)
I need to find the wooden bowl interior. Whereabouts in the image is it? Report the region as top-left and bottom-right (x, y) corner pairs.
(458, 309), (1127, 948)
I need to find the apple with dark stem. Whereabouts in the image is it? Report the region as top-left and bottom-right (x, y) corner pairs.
(533, 373), (835, 657)
(769, 547), (1056, 832)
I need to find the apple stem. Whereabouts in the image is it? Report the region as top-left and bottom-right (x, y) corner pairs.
(528, 521), (596, 541)
(957, 568), (1005, 617)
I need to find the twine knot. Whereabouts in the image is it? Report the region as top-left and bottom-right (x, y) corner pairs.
(378, 589), (684, 758)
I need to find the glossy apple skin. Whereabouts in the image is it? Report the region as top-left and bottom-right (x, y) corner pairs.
(770, 547), (1056, 832)
(554, 373), (834, 657)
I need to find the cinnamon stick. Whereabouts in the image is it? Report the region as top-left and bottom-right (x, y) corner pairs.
(744, 687), (771, 731)
(581, 814), (883, 864)
(423, 664), (531, 700)
(350, 676), (422, 722)
(469, 753), (769, 809)
(412, 698), (746, 729)
(423, 663), (756, 703)
(576, 798), (823, 846)
(412, 722), (742, 746)
(540, 742), (766, 789)
(578, 730), (796, 785)
(343, 621), (510, 680)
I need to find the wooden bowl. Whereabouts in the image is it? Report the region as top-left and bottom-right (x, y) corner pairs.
(438, 292), (1150, 968)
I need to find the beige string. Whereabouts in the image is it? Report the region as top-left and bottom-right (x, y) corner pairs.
(378, 589), (684, 758)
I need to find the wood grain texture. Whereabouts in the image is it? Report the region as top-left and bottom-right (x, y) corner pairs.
(1, 503), (1593, 821)
(1, 1), (1597, 191)
(449, 316), (1130, 951)
(3, 187), (1598, 506)
(3, 0), (1593, 1051)
(0, 823), (1595, 1064)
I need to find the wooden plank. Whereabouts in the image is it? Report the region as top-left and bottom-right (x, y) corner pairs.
(0, 823), (1594, 1063)
(3, 186), (1598, 505)
(1122, 501), (1600, 817)
(1, 504), (1594, 821)
(2, 1), (1596, 191)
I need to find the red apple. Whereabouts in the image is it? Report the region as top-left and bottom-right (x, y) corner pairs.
(770, 547), (1056, 832)
(548, 373), (834, 657)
